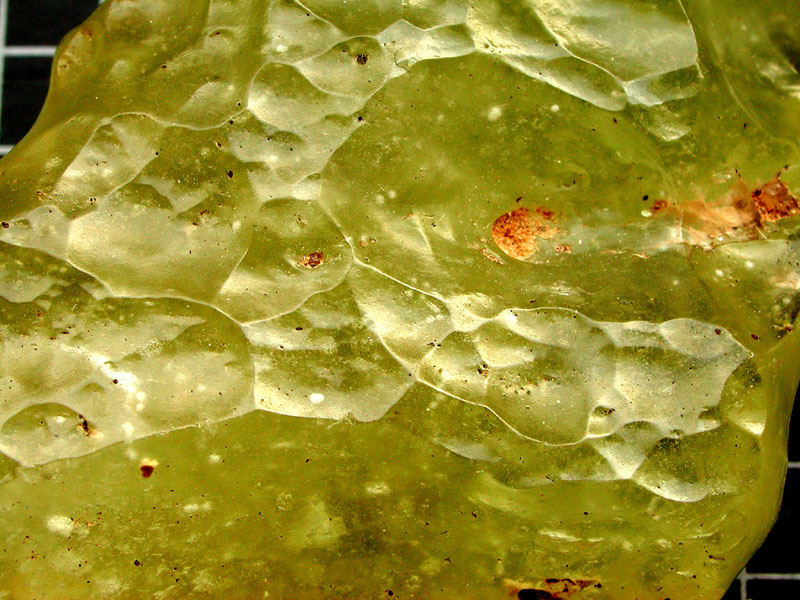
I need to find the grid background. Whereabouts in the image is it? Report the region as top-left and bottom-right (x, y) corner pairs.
(0, 2), (797, 599)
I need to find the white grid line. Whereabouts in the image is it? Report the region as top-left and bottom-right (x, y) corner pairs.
(3, 45), (56, 57)
(0, 0), (8, 144)
(744, 573), (800, 580)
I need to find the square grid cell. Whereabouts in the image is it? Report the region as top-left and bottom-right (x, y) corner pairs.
(0, 2), (797, 599)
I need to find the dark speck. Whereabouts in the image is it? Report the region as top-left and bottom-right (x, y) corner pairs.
(140, 465), (154, 478)
(518, 590), (554, 600)
(134, 560), (142, 566)
(356, 54), (368, 65)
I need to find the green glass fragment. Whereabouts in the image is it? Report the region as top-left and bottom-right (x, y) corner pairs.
(0, 0), (799, 598)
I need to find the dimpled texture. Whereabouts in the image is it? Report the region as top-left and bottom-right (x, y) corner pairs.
(0, 0), (800, 598)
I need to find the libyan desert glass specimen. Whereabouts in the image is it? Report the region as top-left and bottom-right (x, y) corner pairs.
(1, 0), (800, 598)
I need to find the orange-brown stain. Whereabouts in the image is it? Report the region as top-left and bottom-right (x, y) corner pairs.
(751, 176), (800, 225)
(480, 247), (504, 263)
(300, 251), (324, 268)
(654, 173), (799, 248)
(491, 206), (559, 260)
(650, 198), (669, 213)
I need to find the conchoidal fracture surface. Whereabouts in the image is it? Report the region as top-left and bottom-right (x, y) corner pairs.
(0, 0), (800, 598)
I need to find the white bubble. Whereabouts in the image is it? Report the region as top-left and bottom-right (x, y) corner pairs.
(310, 393), (325, 404)
(365, 482), (391, 495)
(487, 106), (503, 121)
(46, 515), (74, 537)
